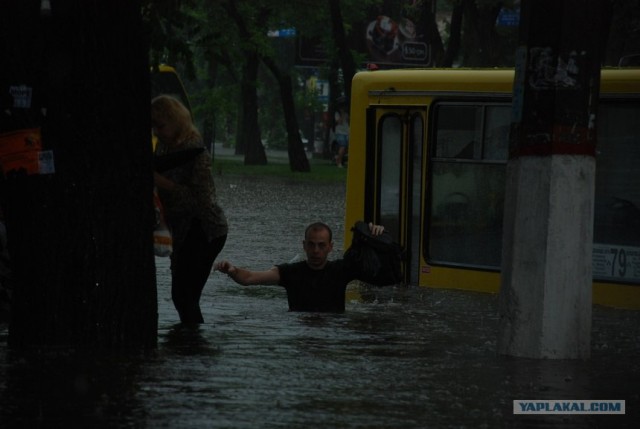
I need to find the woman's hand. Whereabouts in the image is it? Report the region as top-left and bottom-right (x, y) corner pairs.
(154, 171), (175, 191)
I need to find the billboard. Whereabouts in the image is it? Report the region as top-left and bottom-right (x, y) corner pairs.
(297, 1), (432, 68)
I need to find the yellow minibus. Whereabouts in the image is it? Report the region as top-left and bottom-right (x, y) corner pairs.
(344, 68), (640, 309)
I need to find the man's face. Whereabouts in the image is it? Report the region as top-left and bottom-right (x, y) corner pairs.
(303, 228), (333, 269)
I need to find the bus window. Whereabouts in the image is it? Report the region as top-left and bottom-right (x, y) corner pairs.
(435, 105), (482, 159)
(379, 115), (403, 243)
(429, 103), (510, 268)
(483, 106), (510, 160)
(435, 104), (509, 160)
(593, 101), (640, 282)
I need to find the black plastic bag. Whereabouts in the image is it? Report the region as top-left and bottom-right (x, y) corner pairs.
(344, 221), (404, 286)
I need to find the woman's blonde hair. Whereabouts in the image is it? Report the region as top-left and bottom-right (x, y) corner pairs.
(151, 95), (201, 143)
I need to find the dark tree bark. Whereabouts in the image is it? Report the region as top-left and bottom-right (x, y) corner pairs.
(422, 0), (445, 66)
(224, 0), (267, 165)
(0, 0), (157, 348)
(236, 51), (267, 165)
(463, 1), (513, 67)
(328, 0), (357, 105)
(604, 1), (640, 66)
(261, 57), (310, 172)
(441, 0), (468, 67)
(202, 49), (218, 156)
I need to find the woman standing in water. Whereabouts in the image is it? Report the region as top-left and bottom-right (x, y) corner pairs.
(151, 95), (228, 324)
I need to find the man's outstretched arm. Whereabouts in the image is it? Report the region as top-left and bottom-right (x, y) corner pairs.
(214, 260), (281, 286)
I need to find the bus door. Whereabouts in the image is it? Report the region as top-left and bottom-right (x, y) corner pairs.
(366, 108), (427, 285)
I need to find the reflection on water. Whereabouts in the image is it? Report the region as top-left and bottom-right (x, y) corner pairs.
(1, 177), (639, 428)
(1, 345), (149, 427)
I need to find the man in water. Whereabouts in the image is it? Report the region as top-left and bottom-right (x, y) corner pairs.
(214, 222), (385, 313)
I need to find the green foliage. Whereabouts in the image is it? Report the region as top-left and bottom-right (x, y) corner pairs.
(145, 0), (639, 152)
(142, 0), (200, 78)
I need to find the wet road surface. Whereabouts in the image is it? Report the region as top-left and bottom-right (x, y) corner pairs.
(1, 175), (639, 428)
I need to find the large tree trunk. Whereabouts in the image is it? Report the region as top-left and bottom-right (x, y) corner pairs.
(462, 0), (513, 67)
(441, 0), (468, 67)
(236, 51), (267, 165)
(0, 0), (157, 348)
(279, 74), (310, 172)
(261, 57), (309, 172)
(422, 0), (444, 66)
(224, 0), (267, 164)
(202, 49), (218, 157)
(328, 0), (357, 105)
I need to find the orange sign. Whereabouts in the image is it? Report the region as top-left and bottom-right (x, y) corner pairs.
(0, 128), (52, 176)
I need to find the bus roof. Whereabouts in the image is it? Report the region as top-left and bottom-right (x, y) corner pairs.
(352, 68), (640, 96)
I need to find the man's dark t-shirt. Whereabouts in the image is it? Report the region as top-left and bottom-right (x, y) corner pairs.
(276, 260), (358, 313)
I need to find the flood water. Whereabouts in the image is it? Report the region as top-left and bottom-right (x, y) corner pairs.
(1, 175), (639, 428)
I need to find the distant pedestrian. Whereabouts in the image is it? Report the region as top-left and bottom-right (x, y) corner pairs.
(333, 108), (349, 168)
(152, 95), (228, 324)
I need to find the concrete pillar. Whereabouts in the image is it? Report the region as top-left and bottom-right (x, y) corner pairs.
(499, 156), (594, 358)
(497, 0), (611, 359)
